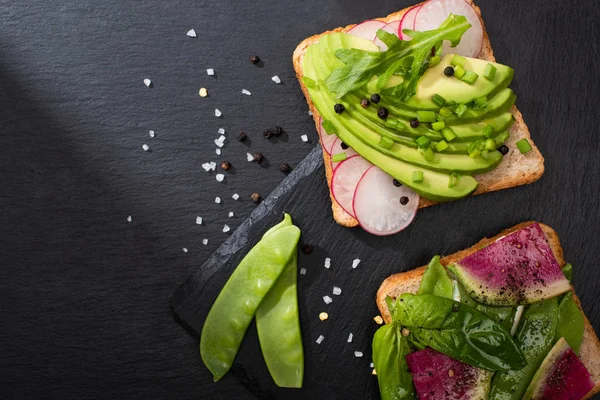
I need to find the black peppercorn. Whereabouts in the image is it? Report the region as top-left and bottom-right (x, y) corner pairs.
(253, 152), (264, 163)
(444, 66), (455, 77)
(250, 55), (260, 64)
(250, 192), (261, 203)
(263, 129), (274, 139)
(370, 94), (381, 104)
(238, 131), (248, 141)
(498, 145), (509, 155)
(360, 98), (370, 108)
(377, 107), (389, 119)
(393, 179), (402, 187)
(273, 126), (283, 136)
(302, 244), (313, 254)
(431, 46), (436, 57)
(220, 161), (231, 171)
(279, 163), (291, 173)
(334, 103), (345, 114)
(399, 196), (409, 205)
(410, 119), (419, 128)
(340, 142), (349, 150)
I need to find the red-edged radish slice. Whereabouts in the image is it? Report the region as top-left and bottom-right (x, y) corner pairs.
(414, 0), (483, 57)
(373, 20), (401, 51)
(318, 118), (337, 156)
(353, 166), (419, 236)
(347, 20), (386, 40)
(398, 5), (421, 40)
(330, 137), (358, 170)
(331, 156), (372, 217)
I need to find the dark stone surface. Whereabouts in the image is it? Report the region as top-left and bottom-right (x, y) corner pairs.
(1, 0), (599, 399)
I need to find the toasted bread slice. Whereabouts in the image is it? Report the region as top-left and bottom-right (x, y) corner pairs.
(376, 222), (600, 399)
(293, 0), (544, 227)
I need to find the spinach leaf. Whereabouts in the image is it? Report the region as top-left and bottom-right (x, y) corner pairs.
(393, 293), (526, 371)
(561, 263), (573, 282)
(372, 323), (415, 400)
(418, 255), (453, 299)
(555, 291), (584, 354)
(457, 282), (515, 332)
(325, 14), (471, 99)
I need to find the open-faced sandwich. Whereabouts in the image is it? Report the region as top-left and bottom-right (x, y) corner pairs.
(293, 0), (544, 235)
(374, 222), (600, 399)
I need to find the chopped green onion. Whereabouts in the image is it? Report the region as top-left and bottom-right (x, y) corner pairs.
(482, 124), (494, 138)
(495, 131), (509, 146)
(322, 120), (337, 135)
(451, 55), (466, 67)
(460, 71), (479, 85)
(422, 147), (434, 161)
(468, 139), (483, 153)
(428, 55), (441, 67)
(442, 128), (457, 142)
(412, 170), (424, 183)
(417, 111), (437, 123)
(469, 148), (481, 158)
(331, 152), (347, 162)
(385, 119), (398, 129)
(416, 136), (431, 148)
(448, 172), (461, 188)
(394, 120), (408, 132)
(432, 94), (446, 107)
(436, 140), (449, 152)
(439, 107), (453, 118)
(516, 138), (532, 154)
(302, 76), (317, 88)
(379, 136), (394, 150)
(484, 63), (497, 81)
(474, 95), (487, 108)
(431, 121), (445, 131)
(481, 149), (489, 159)
(453, 65), (466, 79)
(485, 138), (496, 151)
(453, 103), (467, 117)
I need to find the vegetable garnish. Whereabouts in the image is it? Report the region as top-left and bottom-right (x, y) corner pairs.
(516, 138), (532, 154)
(325, 14), (471, 100)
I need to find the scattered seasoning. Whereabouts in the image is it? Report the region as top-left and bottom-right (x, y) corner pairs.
(393, 179), (402, 187)
(241, 89), (251, 96)
(250, 55), (260, 64)
(308, 110), (313, 116)
(228, 211), (234, 218)
(246, 152), (254, 162)
(250, 192), (261, 203)
(370, 94), (381, 104)
(332, 286), (342, 295)
(354, 351), (364, 358)
(238, 131), (248, 141)
(324, 257), (331, 269)
(323, 295), (333, 304)
(142, 144), (150, 151)
(183, 248), (188, 253)
(220, 161), (231, 171)
(444, 66), (455, 77)
(373, 316), (384, 325)
(148, 130), (155, 138)
(232, 193), (240, 200)
(272, 126), (283, 136)
(347, 333), (353, 343)
(334, 103), (345, 114)
(263, 129), (274, 139)
(377, 107), (389, 119)
(253, 152), (264, 163)
(127, 215), (132, 222)
(448, 369), (455, 377)
(196, 216), (203, 225)
(341, 142), (349, 150)
(410, 119), (419, 128)
(214, 109), (222, 117)
(186, 29), (197, 38)
(218, 128), (225, 135)
(301, 134), (309, 143)
(352, 258), (361, 269)
(202, 239), (208, 245)
(216, 174), (225, 182)
(271, 75), (281, 84)
(401, 328), (410, 337)
(319, 312), (329, 321)
(215, 197), (222, 204)
(498, 144), (509, 155)
(302, 244), (313, 254)
(279, 163), (291, 173)
(143, 78), (152, 87)
(399, 196), (409, 205)
(207, 68), (215, 76)
(199, 88), (208, 97)
(372, 369), (377, 375)
(299, 268), (307, 275)
(215, 149), (221, 155)
(223, 224), (230, 233)
(316, 335), (325, 344)
(370, 363), (374, 368)
(360, 99), (370, 108)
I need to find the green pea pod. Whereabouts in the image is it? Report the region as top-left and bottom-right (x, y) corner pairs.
(457, 283), (515, 332)
(394, 293), (525, 371)
(561, 263), (573, 282)
(372, 323), (415, 400)
(200, 223), (301, 381)
(417, 255), (453, 299)
(554, 291), (584, 354)
(489, 298), (558, 400)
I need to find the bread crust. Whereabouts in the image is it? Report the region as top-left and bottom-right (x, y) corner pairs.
(375, 222), (600, 399)
(293, 0), (544, 227)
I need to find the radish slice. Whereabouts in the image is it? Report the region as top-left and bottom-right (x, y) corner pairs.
(318, 118), (337, 156)
(373, 20), (401, 51)
(353, 166), (419, 236)
(413, 0), (483, 57)
(330, 137), (358, 170)
(331, 156), (372, 217)
(399, 5), (421, 40)
(347, 20), (386, 40)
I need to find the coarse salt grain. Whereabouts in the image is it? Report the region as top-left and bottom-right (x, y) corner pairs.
(301, 134), (309, 143)
(209, 162), (216, 170)
(308, 110), (313, 116)
(333, 286), (342, 295)
(218, 135), (226, 143)
(207, 68), (214, 76)
(214, 109), (222, 118)
(347, 333), (353, 343)
(299, 268), (307, 275)
(246, 153), (254, 162)
(202, 163), (211, 172)
(223, 224), (230, 233)
(186, 29), (197, 38)
(143, 78), (152, 87)
(354, 351), (363, 358)
(218, 128), (225, 135)
(323, 295), (333, 305)
(142, 144), (150, 151)
(241, 89), (251, 96)
(352, 258), (361, 268)
(316, 335), (325, 344)
(182, 248), (188, 253)
(214, 139), (224, 148)
(149, 130), (155, 138)
(232, 193), (240, 200)
(370, 362), (374, 368)
(324, 257), (331, 269)
(127, 215), (132, 222)
(199, 88), (208, 97)
(215, 197), (221, 204)
(196, 216), (203, 225)
(228, 211), (234, 218)
(215, 149), (221, 155)
(271, 75), (281, 84)
(216, 174), (224, 182)
(202, 239), (208, 245)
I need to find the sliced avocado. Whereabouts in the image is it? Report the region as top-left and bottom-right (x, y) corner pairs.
(451, 88), (516, 123)
(450, 112), (515, 141)
(405, 54), (514, 110)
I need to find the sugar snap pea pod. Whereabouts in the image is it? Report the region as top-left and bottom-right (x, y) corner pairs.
(372, 323), (415, 400)
(489, 298), (558, 400)
(256, 251), (303, 388)
(561, 263), (573, 282)
(554, 291), (584, 354)
(262, 213), (293, 238)
(418, 255), (453, 299)
(200, 223), (301, 381)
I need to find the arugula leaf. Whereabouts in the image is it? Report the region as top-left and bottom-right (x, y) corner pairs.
(372, 323), (415, 400)
(326, 14), (471, 100)
(392, 293), (526, 371)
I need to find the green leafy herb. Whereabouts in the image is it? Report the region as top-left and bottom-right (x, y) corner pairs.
(457, 283), (515, 332)
(372, 323), (415, 400)
(418, 256), (453, 299)
(392, 293), (526, 371)
(561, 263), (573, 282)
(326, 14), (471, 99)
(555, 291), (584, 354)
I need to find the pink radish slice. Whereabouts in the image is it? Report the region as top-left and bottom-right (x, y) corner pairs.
(318, 118), (337, 156)
(330, 137), (358, 170)
(331, 156), (372, 217)
(353, 166), (419, 236)
(414, 0), (483, 57)
(399, 5), (421, 40)
(347, 20), (386, 40)
(373, 20), (401, 51)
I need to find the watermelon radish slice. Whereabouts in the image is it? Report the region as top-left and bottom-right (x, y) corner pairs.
(523, 338), (594, 400)
(330, 137), (358, 169)
(318, 118), (337, 156)
(413, 0), (483, 57)
(346, 20), (386, 41)
(398, 5), (421, 40)
(449, 223), (571, 306)
(352, 166), (418, 236)
(373, 20), (401, 51)
(406, 347), (492, 400)
(331, 156), (371, 217)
